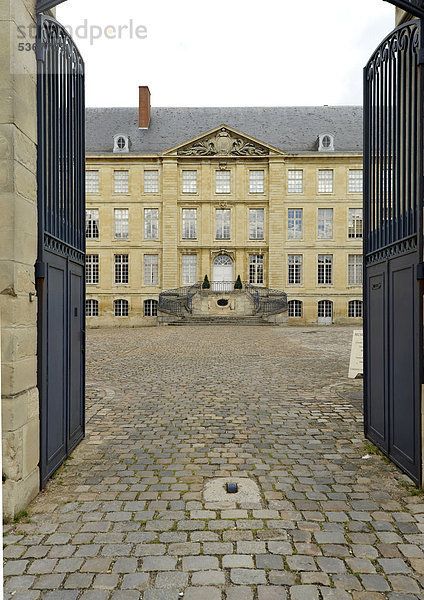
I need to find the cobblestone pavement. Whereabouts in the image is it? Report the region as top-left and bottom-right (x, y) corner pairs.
(4, 325), (424, 600)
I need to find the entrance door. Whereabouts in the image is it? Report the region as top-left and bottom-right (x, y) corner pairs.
(213, 255), (233, 291)
(318, 300), (332, 325)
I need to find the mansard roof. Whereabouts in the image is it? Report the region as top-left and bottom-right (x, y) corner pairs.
(85, 105), (363, 155)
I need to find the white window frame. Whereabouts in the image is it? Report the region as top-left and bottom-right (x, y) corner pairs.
(114, 299), (129, 317)
(86, 209), (99, 239)
(249, 170), (265, 194)
(182, 170), (197, 194)
(348, 208), (363, 239)
(318, 254), (333, 285)
(86, 254), (99, 285)
(114, 170), (129, 194)
(85, 299), (99, 317)
(182, 255), (197, 285)
(86, 171), (99, 194)
(348, 169), (363, 193)
(114, 254), (129, 284)
(144, 254), (159, 286)
(348, 254), (362, 286)
(144, 299), (158, 317)
(287, 170), (303, 194)
(348, 300), (363, 318)
(288, 255), (303, 285)
(249, 255), (264, 284)
(216, 209), (231, 240)
(287, 208), (303, 240)
(144, 170), (159, 193)
(318, 169), (334, 193)
(144, 208), (159, 240)
(288, 300), (302, 318)
(182, 209), (197, 239)
(318, 299), (333, 317)
(114, 208), (129, 239)
(215, 170), (231, 194)
(318, 208), (333, 239)
(249, 208), (264, 240)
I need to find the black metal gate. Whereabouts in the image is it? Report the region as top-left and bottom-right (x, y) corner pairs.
(36, 15), (85, 488)
(364, 19), (423, 485)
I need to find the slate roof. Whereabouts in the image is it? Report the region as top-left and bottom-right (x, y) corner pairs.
(86, 106), (363, 155)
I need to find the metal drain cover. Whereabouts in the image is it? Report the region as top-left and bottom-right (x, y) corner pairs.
(203, 477), (261, 504)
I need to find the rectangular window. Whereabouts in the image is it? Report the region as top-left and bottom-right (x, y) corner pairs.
(287, 208), (303, 239)
(249, 170), (265, 193)
(182, 255), (197, 285)
(288, 300), (302, 318)
(86, 171), (99, 193)
(86, 209), (99, 239)
(249, 255), (264, 284)
(348, 169), (363, 193)
(182, 170), (197, 193)
(114, 299), (129, 317)
(114, 170), (129, 193)
(216, 170), (231, 193)
(216, 209), (231, 239)
(348, 254), (362, 285)
(144, 254), (159, 285)
(182, 209), (197, 239)
(318, 254), (333, 284)
(288, 170), (303, 193)
(249, 208), (264, 240)
(288, 255), (303, 285)
(349, 300), (363, 318)
(348, 208), (363, 238)
(318, 169), (333, 193)
(114, 208), (129, 239)
(144, 170), (159, 193)
(114, 254), (129, 284)
(144, 208), (159, 240)
(86, 254), (99, 284)
(318, 208), (333, 239)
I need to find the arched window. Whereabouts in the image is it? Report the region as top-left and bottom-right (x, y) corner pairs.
(114, 299), (129, 317)
(144, 299), (158, 317)
(318, 133), (334, 152)
(288, 300), (302, 318)
(113, 134), (129, 153)
(213, 255), (233, 266)
(85, 299), (98, 317)
(348, 300), (363, 318)
(318, 300), (333, 324)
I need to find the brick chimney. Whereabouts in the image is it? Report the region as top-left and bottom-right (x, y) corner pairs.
(139, 86), (151, 129)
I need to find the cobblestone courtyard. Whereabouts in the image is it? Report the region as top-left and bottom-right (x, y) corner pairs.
(4, 326), (424, 600)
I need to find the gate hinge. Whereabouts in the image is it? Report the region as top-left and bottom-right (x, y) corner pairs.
(35, 261), (45, 279)
(417, 263), (424, 280)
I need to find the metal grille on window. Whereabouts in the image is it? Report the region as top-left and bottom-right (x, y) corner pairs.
(182, 209), (197, 239)
(348, 300), (363, 318)
(287, 209), (303, 239)
(86, 254), (99, 284)
(182, 170), (197, 193)
(318, 300), (333, 317)
(86, 209), (99, 239)
(114, 170), (129, 194)
(249, 255), (264, 284)
(114, 254), (129, 284)
(318, 254), (332, 284)
(348, 208), (363, 238)
(348, 254), (362, 285)
(114, 209), (129, 239)
(288, 299), (302, 317)
(318, 208), (333, 239)
(348, 170), (363, 193)
(249, 209), (264, 240)
(216, 209), (231, 239)
(114, 299), (129, 317)
(85, 299), (99, 317)
(144, 299), (158, 317)
(86, 171), (99, 193)
(144, 208), (159, 239)
(182, 255), (197, 285)
(287, 170), (303, 193)
(144, 255), (159, 285)
(216, 170), (231, 193)
(249, 170), (264, 193)
(144, 170), (159, 193)
(318, 169), (333, 193)
(288, 255), (302, 285)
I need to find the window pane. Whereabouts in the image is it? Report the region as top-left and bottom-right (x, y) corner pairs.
(348, 169), (363, 193)
(182, 255), (197, 285)
(216, 209), (231, 239)
(144, 170), (159, 193)
(182, 170), (197, 193)
(249, 254), (264, 284)
(86, 171), (99, 193)
(318, 208), (333, 239)
(348, 254), (362, 285)
(114, 170), (129, 193)
(288, 170), (303, 193)
(144, 208), (159, 239)
(144, 299), (158, 316)
(144, 255), (159, 285)
(249, 209), (264, 240)
(114, 299), (129, 316)
(348, 300), (363, 318)
(114, 209), (129, 239)
(318, 300), (333, 317)
(288, 300), (302, 317)
(318, 254), (333, 284)
(318, 169), (333, 193)
(86, 254), (99, 284)
(114, 254), (129, 284)
(287, 209), (303, 239)
(182, 209), (197, 239)
(216, 170), (231, 193)
(348, 208), (363, 238)
(249, 170), (264, 193)
(86, 209), (99, 239)
(85, 299), (99, 317)
(288, 255), (303, 285)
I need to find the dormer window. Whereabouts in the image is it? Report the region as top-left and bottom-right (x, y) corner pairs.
(113, 134), (130, 153)
(318, 134), (334, 152)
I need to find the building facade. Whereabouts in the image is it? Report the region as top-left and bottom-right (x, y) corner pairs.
(85, 88), (363, 326)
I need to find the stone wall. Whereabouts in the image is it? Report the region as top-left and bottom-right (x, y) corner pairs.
(192, 291), (255, 317)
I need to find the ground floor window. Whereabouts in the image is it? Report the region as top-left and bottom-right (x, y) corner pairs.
(144, 299), (158, 317)
(86, 299), (98, 317)
(318, 299), (333, 318)
(288, 300), (302, 318)
(249, 254), (264, 284)
(114, 299), (129, 317)
(348, 299), (363, 318)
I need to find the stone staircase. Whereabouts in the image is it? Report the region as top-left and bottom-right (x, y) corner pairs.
(166, 315), (276, 326)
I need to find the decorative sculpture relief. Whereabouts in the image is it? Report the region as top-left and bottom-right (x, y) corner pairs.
(178, 128), (269, 156)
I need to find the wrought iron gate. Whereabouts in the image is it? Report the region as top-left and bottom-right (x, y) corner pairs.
(36, 15), (85, 488)
(364, 19), (423, 484)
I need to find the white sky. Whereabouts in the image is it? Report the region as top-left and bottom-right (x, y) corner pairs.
(57, 0), (395, 108)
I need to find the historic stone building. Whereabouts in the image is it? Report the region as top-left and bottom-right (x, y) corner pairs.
(85, 87), (363, 327)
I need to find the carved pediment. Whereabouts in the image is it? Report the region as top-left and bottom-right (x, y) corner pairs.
(178, 128), (269, 157)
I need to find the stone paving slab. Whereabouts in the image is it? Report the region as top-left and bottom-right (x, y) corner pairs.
(4, 326), (424, 599)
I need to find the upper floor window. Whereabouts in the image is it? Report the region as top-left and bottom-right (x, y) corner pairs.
(249, 170), (264, 193)
(182, 209), (197, 239)
(86, 171), (99, 194)
(113, 134), (129, 153)
(348, 208), (363, 238)
(114, 208), (129, 239)
(114, 299), (129, 317)
(249, 254), (264, 284)
(216, 209), (231, 240)
(318, 134), (334, 152)
(318, 208), (333, 239)
(348, 169), (363, 193)
(144, 254), (159, 285)
(144, 170), (159, 193)
(114, 254), (129, 284)
(216, 170), (231, 194)
(86, 209), (99, 239)
(182, 254), (197, 285)
(182, 170), (197, 194)
(288, 254), (303, 285)
(144, 208), (159, 240)
(287, 208), (303, 240)
(249, 208), (264, 240)
(86, 299), (99, 317)
(114, 170), (129, 194)
(318, 254), (333, 285)
(318, 169), (333, 193)
(86, 254), (99, 284)
(348, 254), (362, 285)
(287, 170), (303, 194)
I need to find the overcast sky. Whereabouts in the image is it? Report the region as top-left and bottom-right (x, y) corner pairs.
(57, 0), (395, 108)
